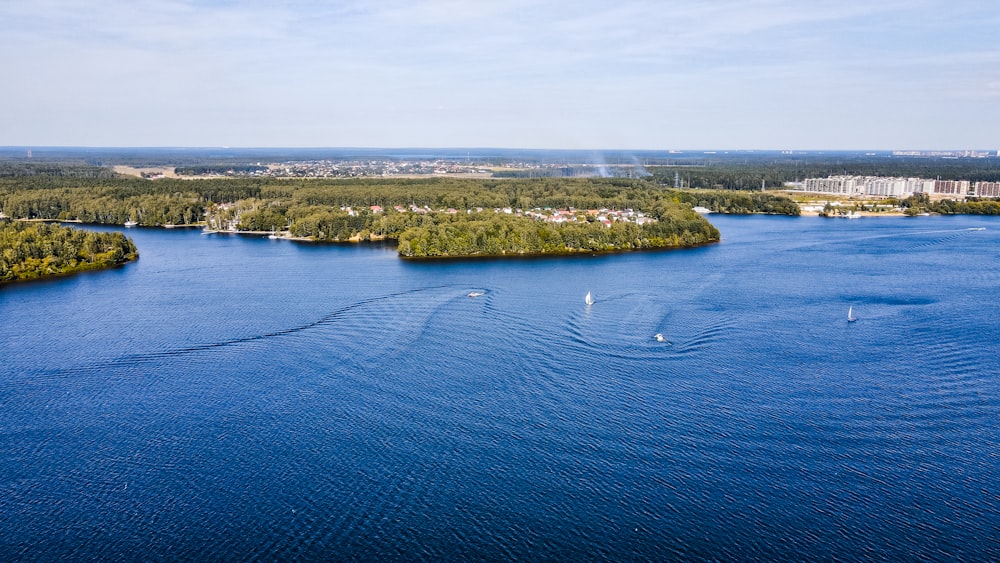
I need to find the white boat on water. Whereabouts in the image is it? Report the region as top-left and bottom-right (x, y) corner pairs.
(124, 220), (138, 227)
(654, 333), (668, 343)
(585, 291), (594, 305)
(467, 291), (484, 298)
(847, 306), (857, 322)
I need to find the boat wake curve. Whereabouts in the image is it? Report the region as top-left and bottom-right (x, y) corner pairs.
(31, 285), (463, 378)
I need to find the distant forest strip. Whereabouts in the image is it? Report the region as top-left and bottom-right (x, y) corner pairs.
(6, 152), (1000, 187)
(0, 162), (119, 179)
(0, 220), (138, 284)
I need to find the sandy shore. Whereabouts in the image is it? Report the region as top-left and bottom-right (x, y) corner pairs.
(113, 165), (180, 179)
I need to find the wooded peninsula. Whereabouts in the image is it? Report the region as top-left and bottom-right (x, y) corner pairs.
(0, 174), (800, 262)
(0, 220), (138, 284)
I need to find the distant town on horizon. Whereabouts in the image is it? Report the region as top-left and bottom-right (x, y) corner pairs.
(2, 146), (999, 163)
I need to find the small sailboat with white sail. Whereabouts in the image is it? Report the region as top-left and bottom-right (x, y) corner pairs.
(585, 291), (594, 306)
(847, 306), (857, 322)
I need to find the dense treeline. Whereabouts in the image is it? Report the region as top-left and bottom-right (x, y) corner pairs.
(0, 220), (138, 283)
(1, 186), (206, 226)
(0, 162), (119, 179)
(666, 190), (800, 215)
(0, 175), (271, 205)
(0, 176), (268, 225)
(900, 194), (1000, 215)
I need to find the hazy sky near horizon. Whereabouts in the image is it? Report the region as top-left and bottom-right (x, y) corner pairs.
(2, 0), (997, 150)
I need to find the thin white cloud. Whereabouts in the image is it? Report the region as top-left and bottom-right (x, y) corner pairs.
(1, 0), (996, 148)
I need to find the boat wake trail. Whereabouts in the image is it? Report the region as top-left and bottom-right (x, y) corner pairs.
(33, 285), (465, 378)
(668, 316), (738, 356)
(909, 229), (980, 250)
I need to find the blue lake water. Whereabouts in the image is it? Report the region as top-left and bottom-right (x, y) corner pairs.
(2, 215), (998, 561)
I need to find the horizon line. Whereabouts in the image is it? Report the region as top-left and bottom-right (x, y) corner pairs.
(3, 145), (998, 153)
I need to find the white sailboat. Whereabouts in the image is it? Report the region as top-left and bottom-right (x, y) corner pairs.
(847, 306), (857, 322)
(585, 291), (594, 306)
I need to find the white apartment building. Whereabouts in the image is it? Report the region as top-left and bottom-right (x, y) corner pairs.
(933, 180), (971, 196)
(974, 182), (1000, 197)
(802, 176), (934, 197)
(802, 176), (864, 195)
(800, 176), (995, 198)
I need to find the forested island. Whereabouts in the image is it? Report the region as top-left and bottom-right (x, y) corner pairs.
(0, 173), (802, 258)
(0, 220), (138, 284)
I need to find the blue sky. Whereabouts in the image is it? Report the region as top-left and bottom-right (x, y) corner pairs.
(2, 0), (997, 149)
